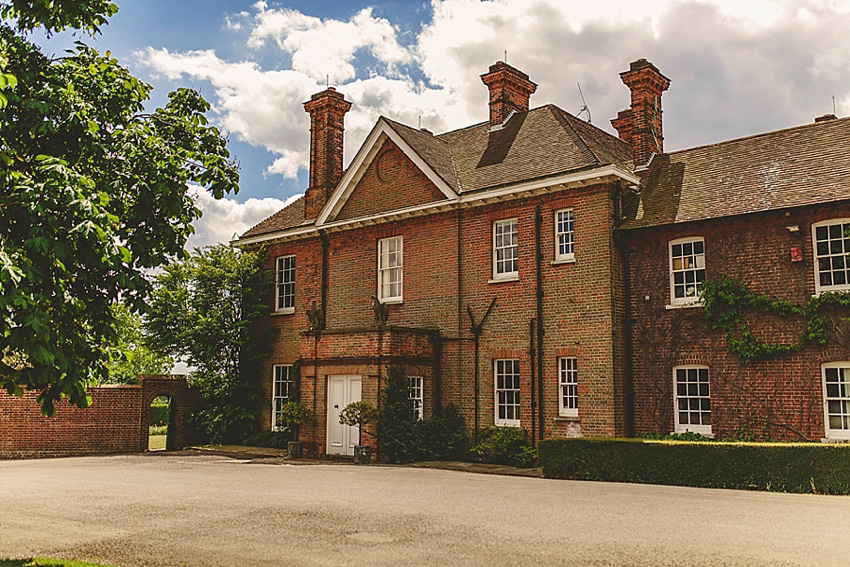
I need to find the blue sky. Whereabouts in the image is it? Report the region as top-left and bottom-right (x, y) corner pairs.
(31, 0), (850, 248)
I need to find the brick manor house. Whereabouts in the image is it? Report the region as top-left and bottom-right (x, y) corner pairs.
(239, 58), (850, 454)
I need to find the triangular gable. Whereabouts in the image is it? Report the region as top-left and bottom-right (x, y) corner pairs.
(317, 118), (458, 226)
(335, 139), (451, 222)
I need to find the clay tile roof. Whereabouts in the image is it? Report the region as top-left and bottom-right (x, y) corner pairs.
(239, 104), (631, 240)
(621, 116), (850, 230)
(437, 104), (631, 193)
(382, 118), (460, 192)
(241, 195), (306, 238)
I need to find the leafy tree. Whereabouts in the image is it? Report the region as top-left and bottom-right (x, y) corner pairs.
(103, 304), (171, 384)
(145, 244), (272, 444)
(0, 1), (239, 414)
(339, 400), (377, 446)
(378, 365), (420, 463)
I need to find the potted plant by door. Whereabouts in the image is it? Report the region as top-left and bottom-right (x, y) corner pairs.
(276, 401), (313, 458)
(338, 401), (377, 464)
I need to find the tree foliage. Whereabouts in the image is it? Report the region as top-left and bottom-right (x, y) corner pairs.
(103, 304), (171, 384)
(0, 1), (239, 414)
(378, 365), (420, 463)
(145, 244), (272, 444)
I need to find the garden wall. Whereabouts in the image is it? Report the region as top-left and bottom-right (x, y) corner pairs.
(0, 375), (201, 459)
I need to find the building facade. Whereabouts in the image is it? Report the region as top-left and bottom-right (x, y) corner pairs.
(240, 59), (850, 454)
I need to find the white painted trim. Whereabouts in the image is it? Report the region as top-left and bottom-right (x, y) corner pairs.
(494, 359), (521, 427)
(317, 118), (458, 226)
(553, 207), (575, 263)
(821, 362), (850, 441)
(672, 365), (712, 436)
(377, 235), (403, 303)
(558, 356), (579, 418)
(238, 165), (639, 246)
(668, 236), (705, 306)
(812, 218), (850, 295)
(492, 217), (519, 280)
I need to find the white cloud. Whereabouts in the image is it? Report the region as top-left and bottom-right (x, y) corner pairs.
(138, 0), (850, 187)
(186, 190), (299, 249)
(242, 3), (411, 83)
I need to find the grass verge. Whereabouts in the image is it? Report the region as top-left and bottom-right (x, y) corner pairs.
(0, 559), (117, 567)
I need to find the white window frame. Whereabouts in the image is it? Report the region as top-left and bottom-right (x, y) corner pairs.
(812, 219), (850, 295)
(408, 376), (423, 420)
(494, 359), (521, 426)
(377, 235), (403, 303)
(822, 362), (850, 440)
(271, 364), (295, 431)
(673, 365), (712, 435)
(554, 208), (575, 263)
(669, 237), (705, 306)
(558, 357), (578, 417)
(492, 218), (519, 281)
(275, 255), (296, 314)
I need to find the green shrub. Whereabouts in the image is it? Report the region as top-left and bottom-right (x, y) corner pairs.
(149, 403), (169, 426)
(471, 426), (537, 468)
(241, 430), (293, 449)
(416, 404), (468, 460)
(378, 366), (420, 463)
(539, 438), (850, 494)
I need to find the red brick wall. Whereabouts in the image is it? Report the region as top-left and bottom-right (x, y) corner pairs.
(254, 178), (629, 450)
(336, 140), (448, 222)
(627, 203), (850, 441)
(0, 375), (201, 458)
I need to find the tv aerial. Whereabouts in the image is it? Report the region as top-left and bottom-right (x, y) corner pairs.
(577, 83), (591, 124)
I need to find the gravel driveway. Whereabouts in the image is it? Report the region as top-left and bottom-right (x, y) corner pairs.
(1, 452), (848, 566)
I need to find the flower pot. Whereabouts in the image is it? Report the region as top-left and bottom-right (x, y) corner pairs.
(353, 445), (372, 464)
(287, 441), (303, 459)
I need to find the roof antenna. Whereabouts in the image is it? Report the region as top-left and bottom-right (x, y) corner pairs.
(418, 115), (421, 129)
(576, 83), (591, 124)
(504, 50), (507, 63)
(326, 74), (329, 88)
(833, 95), (837, 116)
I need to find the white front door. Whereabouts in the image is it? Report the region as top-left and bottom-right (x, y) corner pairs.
(326, 375), (362, 455)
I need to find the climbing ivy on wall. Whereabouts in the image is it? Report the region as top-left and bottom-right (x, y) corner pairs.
(700, 277), (850, 363)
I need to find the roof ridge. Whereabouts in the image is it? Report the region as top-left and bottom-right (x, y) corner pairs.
(668, 115), (850, 156)
(547, 104), (600, 166)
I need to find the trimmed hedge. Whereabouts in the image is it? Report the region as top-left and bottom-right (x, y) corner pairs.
(539, 438), (850, 494)
(149, 403), (169, 426)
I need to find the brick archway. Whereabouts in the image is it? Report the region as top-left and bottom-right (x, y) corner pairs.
(139, 375), (202, 452)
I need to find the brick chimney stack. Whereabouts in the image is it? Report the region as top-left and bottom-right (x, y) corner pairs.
(480, 61), (538, 127)
(303, 87), (352, 220)
(611, 59), (670, 167)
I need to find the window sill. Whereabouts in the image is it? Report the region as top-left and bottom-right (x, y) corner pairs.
(551, 257), (575, 266)
(495, 421), (521, 428)
(380, 298), (403, 305)
(666, 301), (703, 310)
(489, 275), (519, 284)
(554, 415), (579, 422)
(821, 436), (850, 443)
(272, 308), (295, 316)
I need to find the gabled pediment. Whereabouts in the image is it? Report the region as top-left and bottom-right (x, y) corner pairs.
(317, 118), (459, 226)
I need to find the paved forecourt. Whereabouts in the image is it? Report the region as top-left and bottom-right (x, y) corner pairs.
(1, 452), (848, 567)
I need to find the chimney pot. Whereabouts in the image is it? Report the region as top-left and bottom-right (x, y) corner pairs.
(303, 88), (352, 220)
(815, 113), (837, 123)
(611, 58), (670, 167)
(481, 61), (537, 127)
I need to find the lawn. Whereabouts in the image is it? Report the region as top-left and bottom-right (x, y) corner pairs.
(0, 559), (117, 567)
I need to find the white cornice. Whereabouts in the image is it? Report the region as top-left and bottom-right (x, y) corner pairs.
(237, 165), (638, 246)
(315, 118), (457, 226)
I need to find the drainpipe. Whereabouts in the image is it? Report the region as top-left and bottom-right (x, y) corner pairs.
(529, 317), (536, 447)
(535, 204), (545, 442)
(319, 231), (329, 329)
(433, 333), (442, 412)
(456, 207), (464, 424)
(468, 298), (496, 446)
(617, 230), (636, 437)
